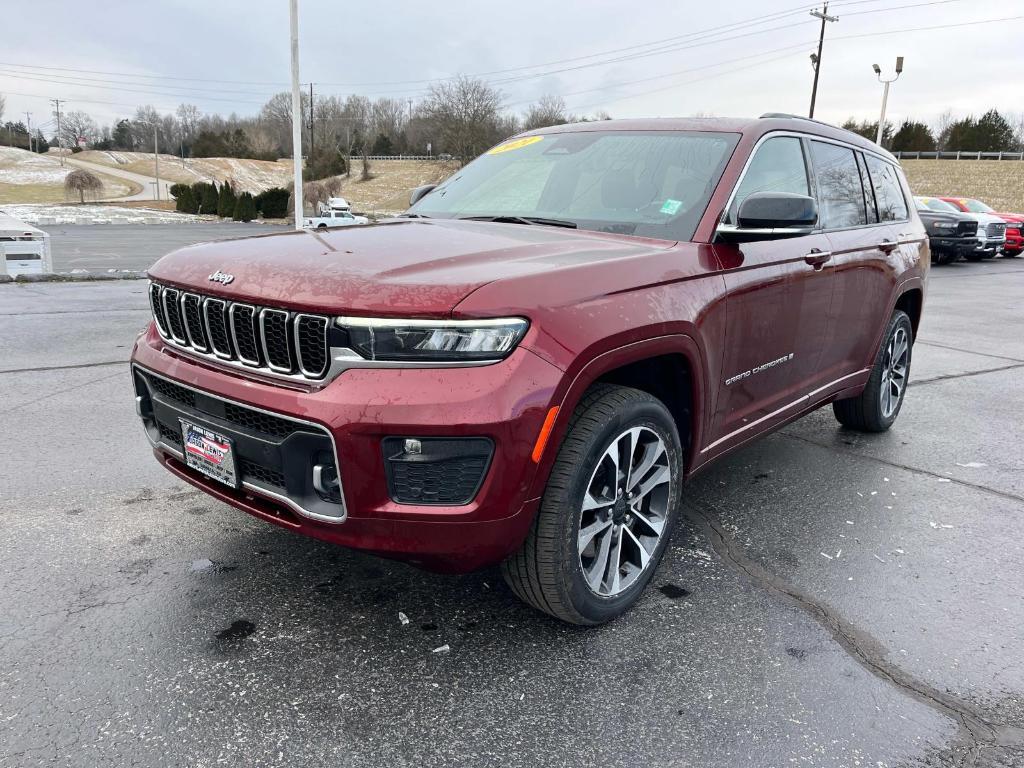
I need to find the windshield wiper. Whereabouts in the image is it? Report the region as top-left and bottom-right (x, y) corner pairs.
(398, 213), (431, 219)
(459, 215), (577, 229)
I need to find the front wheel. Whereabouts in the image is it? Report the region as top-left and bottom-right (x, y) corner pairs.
(833, 310), (913, 432)
(502, 385), (683, 625)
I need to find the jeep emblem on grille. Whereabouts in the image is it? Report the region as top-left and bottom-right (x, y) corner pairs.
(208, 270), (234, 285)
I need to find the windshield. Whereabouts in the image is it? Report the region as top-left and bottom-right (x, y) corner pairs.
(408, 130), (739, 241)
(961, 198), (994, 213)
(917, 197), (958, 212)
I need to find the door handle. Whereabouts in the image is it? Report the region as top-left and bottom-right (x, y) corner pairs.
(804, 249), (832, 269)
(878, 239), (899, 254)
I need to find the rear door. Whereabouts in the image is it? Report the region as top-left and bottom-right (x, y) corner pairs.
(819, 148), (910, 379)
(708, 134), (835, 452)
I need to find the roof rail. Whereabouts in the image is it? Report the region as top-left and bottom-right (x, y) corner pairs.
(759, 112), (876, 142)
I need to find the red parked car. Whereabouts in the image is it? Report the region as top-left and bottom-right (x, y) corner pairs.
(939, 197), (1023, 255)
(133, 115), (928, 624)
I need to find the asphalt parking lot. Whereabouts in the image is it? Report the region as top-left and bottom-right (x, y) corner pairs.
(2, 257), (1023, 767)
(45, 222), (285, 273)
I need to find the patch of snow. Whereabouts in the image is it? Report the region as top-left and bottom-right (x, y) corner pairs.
(0, 147), (70, 185)
(0, 203), (207, 225)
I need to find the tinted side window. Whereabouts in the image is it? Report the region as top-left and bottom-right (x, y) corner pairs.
(864, 155), (909, 221)
(856, 152), (879, 223)
(810, 141), (866, 229)
(727, 136), (809, 223)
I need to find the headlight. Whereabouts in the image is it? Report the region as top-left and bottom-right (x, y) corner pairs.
(931, 221), (956, 230)
(335, 317), (529, 362)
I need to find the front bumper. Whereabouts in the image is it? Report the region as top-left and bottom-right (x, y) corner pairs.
(131, 324), (564, 572)
(930, 235), (983, 255)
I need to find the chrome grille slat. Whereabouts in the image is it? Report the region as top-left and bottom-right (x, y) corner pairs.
(147, 282), (331, 382)
(161, 287), (188, 343)
(148, 283), (169, 336)
(295, 314), (329, 378)
(229, 304), (261, 367)
(202, 298), (234, 359)
(181, 293), (209, 352)
(259, 308), (294, 373)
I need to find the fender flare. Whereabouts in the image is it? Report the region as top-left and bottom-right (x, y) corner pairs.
(526, 334), (710, 499)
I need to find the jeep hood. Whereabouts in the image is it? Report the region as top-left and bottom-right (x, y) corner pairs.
(147, 218), (674, 316)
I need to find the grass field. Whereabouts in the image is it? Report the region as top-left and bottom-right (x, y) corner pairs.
(0, 147), (138, 204)
(901, 159), (1024, 212)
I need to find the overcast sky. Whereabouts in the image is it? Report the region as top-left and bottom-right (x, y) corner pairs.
(2, 0), (1022, 135)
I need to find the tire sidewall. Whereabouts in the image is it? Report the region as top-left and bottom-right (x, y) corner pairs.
(550, 395), (683, 624)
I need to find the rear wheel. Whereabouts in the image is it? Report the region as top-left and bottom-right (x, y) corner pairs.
(833, 310), (913, 432)
(502, 385), (683, 625)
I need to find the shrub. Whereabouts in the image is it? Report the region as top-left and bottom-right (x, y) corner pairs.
(193, 182), (219, 215)
(169, 183), (190, 199)
(217, 181), (236, 218)
(254, 187), (289, 218)
(174, 186), (197, 214)
(233, 192), (256, 222)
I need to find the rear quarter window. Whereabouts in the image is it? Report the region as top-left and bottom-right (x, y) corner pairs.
(864, 155), (909, 222)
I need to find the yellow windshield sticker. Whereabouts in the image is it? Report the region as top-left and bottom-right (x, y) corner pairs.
(487, 135), (544, 155)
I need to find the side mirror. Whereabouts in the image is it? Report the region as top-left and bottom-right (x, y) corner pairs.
(718, 192), (818, 240)
(409, 184), (437, 207)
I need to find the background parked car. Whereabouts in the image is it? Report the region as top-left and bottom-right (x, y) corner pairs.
(939, 197), (1022, 256)
(913, 197), (979, 265)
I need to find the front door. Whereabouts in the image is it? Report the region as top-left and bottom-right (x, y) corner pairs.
(708, 134), (835, 453)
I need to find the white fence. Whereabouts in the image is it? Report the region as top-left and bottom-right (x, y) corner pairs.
(893, 151), (1024, 161)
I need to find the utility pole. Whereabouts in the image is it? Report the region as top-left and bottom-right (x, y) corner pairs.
(51, 98), (64, 166)
(289, 0), (304, 230)
(808, 3), (838, 119)
(873, 57), (904, 146)
(309, 81), (314, 173)
(23, 112), (32, 152)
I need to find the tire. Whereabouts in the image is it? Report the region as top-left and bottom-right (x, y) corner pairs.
(502, 385), (683, 625)
(963, 252), (985, 262)
(833, 310), (913, 432)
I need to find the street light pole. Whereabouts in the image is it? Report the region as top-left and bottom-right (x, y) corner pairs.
(808, 3), (838, 119)
(153, 124), (161, 201)
(289, 0), (304, 230)
(873, 57), (904, 146)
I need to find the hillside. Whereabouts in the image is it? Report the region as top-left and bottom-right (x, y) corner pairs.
(901, 159), (1024, 212)
(75, 150), (292, 195)
(71, 151), (457, 212)
(0, 147), (137, 203)
(315, 160), (457, 215)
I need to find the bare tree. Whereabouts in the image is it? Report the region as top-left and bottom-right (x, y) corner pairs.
(522, 95), (567, 131)
(59, 111), (98, 149)
(422, 76), (504, 163)
(64, 169), (103, 203)
(361, 149), (372, 181)
(933, 109), (955, 150)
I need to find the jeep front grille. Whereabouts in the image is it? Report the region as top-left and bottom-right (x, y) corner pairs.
(148, 282), (331, 380)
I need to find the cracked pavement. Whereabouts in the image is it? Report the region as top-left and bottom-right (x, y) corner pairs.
(2, 258), (1024, 767)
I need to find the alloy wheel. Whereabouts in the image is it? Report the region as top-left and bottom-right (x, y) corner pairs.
(880, 326), (909, 418)
(577, 426), (671, 597)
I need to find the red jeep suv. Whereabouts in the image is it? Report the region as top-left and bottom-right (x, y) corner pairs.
(132, 115), (927, 624)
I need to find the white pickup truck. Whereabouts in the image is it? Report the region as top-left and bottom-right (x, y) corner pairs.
(302, 197), (369, 229)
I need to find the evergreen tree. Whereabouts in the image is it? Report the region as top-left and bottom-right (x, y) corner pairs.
(233, 192), (256, 222)
(254, 187), (289, 218)
(173, 185), (197, 214)
(217, 181), (237, 217)
(974, 109), (1018, 151)
(194, 182), (219, 215)
(890, 120), (936, 153)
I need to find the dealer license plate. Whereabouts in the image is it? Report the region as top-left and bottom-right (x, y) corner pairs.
(180, 419), (238, 488)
